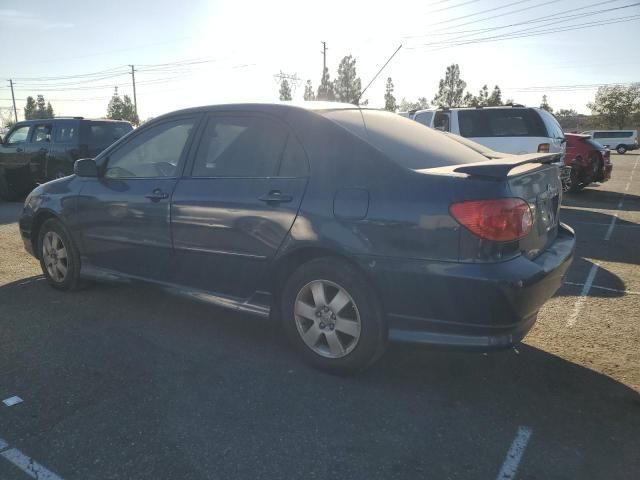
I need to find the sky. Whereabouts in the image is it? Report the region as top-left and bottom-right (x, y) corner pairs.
(1, 0), (639, 124)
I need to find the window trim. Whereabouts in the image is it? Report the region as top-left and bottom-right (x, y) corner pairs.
(4, 124), (32, 145)
(100, 115), (201, 180)
(187, 111), (301, 180)
(29, 123), (53, 143)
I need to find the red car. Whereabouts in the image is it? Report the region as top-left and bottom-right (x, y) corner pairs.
(563, 133), (613, 192)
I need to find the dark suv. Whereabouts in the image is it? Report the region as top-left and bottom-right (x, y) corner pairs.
(0, 117), (133, 200)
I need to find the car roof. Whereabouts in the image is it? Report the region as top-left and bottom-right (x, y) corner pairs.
(14, 118), (130, 125)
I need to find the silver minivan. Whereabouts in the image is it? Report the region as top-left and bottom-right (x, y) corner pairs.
(580, 130), (639, 154)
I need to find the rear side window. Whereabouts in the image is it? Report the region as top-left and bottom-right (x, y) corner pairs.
(192, 115), (288, 178)
(321, 109), (488, 170)
(278, 134), (309, 177)
(86, 122), (133, 147)
(54, 122), (79, 143)
(458, 109), (547, 138)
(594, 131), (632, 139)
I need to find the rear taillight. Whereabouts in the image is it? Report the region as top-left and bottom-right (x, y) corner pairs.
(537, 143), (550, 153)
(450, 198), (533, 242)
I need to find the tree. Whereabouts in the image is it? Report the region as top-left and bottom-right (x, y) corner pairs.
(317, 67), (335, 101)
(398, 97), (429, 111)
(46, 102), (54, 118)
(432, 64), (466, 108)
(587, 84), (640, 129)
(106, 88), (139, 125)
(303, 80), (315, 101)
(487, 85), (503, 106)
(384, 77), (397, 112)
(540, 95), (553, 113)
(462, 92), (477, 107)
(333, 55), (361, 104)
(279, 79), (292, 101)
(556, 109), (578, 121)
(24, 96), (37, 120)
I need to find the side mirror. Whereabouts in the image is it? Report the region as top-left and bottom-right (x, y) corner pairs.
(74, 158), (98, 177)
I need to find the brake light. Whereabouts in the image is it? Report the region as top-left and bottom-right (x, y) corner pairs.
(450, 198), (533, 242)
(538, 143), (550, 153)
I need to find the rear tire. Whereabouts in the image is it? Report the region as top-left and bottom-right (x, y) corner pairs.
(38, 218), (82, 291)
(568, 168), (584, 193)
(280, 257), (386, 374)
(616, 145), (627, 154)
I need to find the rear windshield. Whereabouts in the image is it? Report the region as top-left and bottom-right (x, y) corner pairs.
(458, 108), (547, 138)
(320, 109), (488, 170)
(85, 121), (133, 147)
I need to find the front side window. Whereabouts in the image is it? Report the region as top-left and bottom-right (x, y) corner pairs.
(414, 111), (434, 127)
(32, 125), (52, 143)
(192, 115), (288, 178)
(105, 118), (195, 179)
(5, 125), (30, 144)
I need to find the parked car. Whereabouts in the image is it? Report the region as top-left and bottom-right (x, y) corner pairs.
(579, 129), (638, 154)
(0, 117), (133, 200)
(19, 103), (575, 372)
(563, 133), (612, 192)
(408, 106), (566, 157)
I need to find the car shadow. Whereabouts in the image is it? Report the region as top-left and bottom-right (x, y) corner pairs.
(0, 200), (23, 226)
(563, 187), (640, 211)
(0, 277), (638, 479)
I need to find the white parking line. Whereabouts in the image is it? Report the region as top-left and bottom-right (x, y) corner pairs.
(0, 437), (64, 480)
(564, 281), (640, 296)
(495, 426), (532, 480)
(604, 156), (639, 241)
(566, 262), (599, 327)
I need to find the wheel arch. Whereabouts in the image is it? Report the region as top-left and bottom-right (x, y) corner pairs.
(30, 210), (61, 259)
(271, 245), (386, 312)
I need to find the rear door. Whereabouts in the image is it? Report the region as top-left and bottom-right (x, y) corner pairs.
(48, 120), (82, 179)
(170, 112), (309, 299)
(537, 109), (565, 155)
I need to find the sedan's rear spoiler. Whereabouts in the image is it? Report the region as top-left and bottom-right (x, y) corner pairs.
(453, 152), (561, 178)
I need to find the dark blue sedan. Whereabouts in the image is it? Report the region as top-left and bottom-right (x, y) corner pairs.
(19, 103), (575, 372)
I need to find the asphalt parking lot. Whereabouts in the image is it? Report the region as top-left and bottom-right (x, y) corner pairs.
(1, 154), (639, 480)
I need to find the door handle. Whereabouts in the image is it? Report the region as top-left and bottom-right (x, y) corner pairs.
(145, 189), (169, 202)
(16, 147), (23, 153)
(259, 190), (293, 204)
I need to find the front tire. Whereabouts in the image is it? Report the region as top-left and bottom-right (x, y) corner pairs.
(281, 257), (386, 373)
(616, 145), (627, 154)
(38, 218), (82, 290)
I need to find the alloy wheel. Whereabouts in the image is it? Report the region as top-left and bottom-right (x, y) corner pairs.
(294, 280), (362, 359)
(42, 231), (68, 282)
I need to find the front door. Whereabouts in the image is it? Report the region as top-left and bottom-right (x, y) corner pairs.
(171, 113), (309, 299)
(23, 122), (53, 183)
(76, 115), (200, 280)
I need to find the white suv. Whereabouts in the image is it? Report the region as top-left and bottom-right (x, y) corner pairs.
(408, 106), (566, 157)
(580, 130), (638, 154)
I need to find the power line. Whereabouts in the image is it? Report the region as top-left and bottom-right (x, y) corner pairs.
(413, 3), (640, 48)
(426, 0), (538, 26)
(408, 14), (640, 51)
(405, 0), (627, 39)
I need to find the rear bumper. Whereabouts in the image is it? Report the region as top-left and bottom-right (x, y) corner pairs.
(356, 224), (575, 349)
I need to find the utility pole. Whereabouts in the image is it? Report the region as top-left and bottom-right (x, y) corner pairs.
(321, 41), (327, 74)
(8, 79), (18, 123)
(274, 71), (301, 96)
(129, 65), (138, 120)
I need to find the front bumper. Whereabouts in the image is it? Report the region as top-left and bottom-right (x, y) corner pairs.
(356, 223), (576, 349)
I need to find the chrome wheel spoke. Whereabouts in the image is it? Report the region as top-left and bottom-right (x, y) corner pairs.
(310, 282), (326, 307)
(334, 316), (360, 338)
(57, 247), (67, 260)
(325, 331), (345, 357)
(294, 279), (362, 359)
(56, 261), (68, 278)
(302, 324), (323, 347)
(328, 289), (350, 315)
(295, 300), (317, 322)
